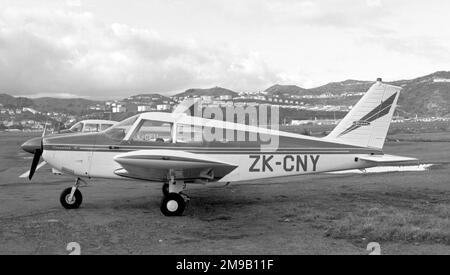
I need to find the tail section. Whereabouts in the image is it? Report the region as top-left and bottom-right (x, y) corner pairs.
(325, 79), (401, 149)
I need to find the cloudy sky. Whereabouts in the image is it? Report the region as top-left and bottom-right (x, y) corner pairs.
(0, 0), (449, 99)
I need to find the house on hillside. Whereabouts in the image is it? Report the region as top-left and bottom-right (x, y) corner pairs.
(156, 104), (171, 111)
(138, 105), (153, 112)
(112, 105), (126, 113)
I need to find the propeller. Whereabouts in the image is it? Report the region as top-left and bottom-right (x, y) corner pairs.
(20, 125), (47, 180)
(28, 145), (43, 180)
(19, 160), (47, 179)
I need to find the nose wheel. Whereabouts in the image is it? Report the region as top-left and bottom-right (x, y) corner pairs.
(60, 177), (85, 209)
(60, 187), (83, 209)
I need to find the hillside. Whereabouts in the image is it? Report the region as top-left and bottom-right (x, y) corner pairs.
(32, 97), (103, 115)
(176, 87), (238, 98)
(266, 72), (450, 116)
(127, 93), (171, 102)
(0, 94), (34, 108)
(391, 71), (450, 116)
(308, 80), (373, 95)
(263, 84), (308, 97)
(1, 71), (450, 117)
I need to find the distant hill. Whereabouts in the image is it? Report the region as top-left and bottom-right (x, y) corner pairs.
(265, 73), (450, 116)
(390, 71), (450, 116)
(1, 71), (450, 117)
(263, 84), (308, 97)
(307, 80), (373, 95)
(127, 93), (171, 102)
(0, 94), (34, 108)
(32, 97), (103, 115)
(176, 87), (238, 98)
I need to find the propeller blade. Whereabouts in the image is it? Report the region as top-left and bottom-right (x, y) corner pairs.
(29, 149), (43, 180)
(42, 121), (48, 137)
(19, 161), (47, 178)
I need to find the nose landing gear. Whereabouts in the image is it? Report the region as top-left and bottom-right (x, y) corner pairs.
(60, 177), (86, 209)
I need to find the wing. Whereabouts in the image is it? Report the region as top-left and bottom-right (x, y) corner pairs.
(113, 150), (238, 182)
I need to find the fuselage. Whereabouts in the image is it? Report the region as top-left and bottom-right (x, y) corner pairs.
(40, 112), (382, 183)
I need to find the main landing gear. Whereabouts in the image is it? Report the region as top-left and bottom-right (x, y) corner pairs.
(59, 175), (189, 216)
(60, 177), (85, 209)
(160, 172), (189, 216)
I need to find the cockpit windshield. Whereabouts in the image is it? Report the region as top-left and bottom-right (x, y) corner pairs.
(104, 115), (139, 141)
(70, 122), (83, 132)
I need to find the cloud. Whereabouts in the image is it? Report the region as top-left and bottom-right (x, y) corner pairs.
(66, 0), (82, 8)
(359, 31), (450, 63)
(206, 0), (390, 29)
(0, 7), (280, 98)
(366, 0), (382, 7)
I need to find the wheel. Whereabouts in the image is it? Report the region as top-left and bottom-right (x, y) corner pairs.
(162, 183), (169, 196)
(60, 187), (83, 209)
(160, 193), (185, 216)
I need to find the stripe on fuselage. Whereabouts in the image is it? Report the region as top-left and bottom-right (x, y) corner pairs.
(43, 144), (380, 155)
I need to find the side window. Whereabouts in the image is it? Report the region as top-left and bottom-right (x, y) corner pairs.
(176, 124), (203, 143)
(104, 115), (139, 141)
(70, 122), (83, 132)
(130, 120), (173, 143)
(100, 124), (113, 131)
(84, 124), (99, 133)
(175, 125), (257, 144)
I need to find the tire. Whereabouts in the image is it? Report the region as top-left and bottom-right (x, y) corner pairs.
(160, 193), (185, 216)
(162, 183), (170, 196)
(60, 187), (83, 209)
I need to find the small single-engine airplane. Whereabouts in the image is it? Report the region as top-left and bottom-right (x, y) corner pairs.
(21, 79), (417, 216)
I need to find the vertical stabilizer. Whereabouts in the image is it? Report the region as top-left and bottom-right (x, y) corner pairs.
(325, 79), (401, 149)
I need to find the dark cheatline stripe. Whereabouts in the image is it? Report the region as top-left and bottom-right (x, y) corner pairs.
(43, 145), (381, 155)
(338, 92), (397, 137)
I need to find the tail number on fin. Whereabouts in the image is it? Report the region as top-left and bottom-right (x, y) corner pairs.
(249, 155), (320, 173)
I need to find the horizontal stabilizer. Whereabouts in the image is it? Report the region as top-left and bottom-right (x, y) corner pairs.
(359, 154), (418, 165)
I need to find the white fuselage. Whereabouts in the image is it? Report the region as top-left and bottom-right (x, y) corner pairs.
(43, 149), (374, 183)
(41, 111), (380, 183)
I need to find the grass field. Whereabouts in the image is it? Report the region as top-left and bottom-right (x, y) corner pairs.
(0, 128), (449, 254)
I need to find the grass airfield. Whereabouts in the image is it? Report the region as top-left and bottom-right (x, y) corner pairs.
(0, 130), (449, 255)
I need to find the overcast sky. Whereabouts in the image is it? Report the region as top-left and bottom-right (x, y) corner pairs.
(0, 0), (449, 99)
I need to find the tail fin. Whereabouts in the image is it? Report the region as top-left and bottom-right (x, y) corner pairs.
(325, 79), (401, 149)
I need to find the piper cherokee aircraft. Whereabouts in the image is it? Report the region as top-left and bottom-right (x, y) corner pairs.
(21, 79), (417, 216)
